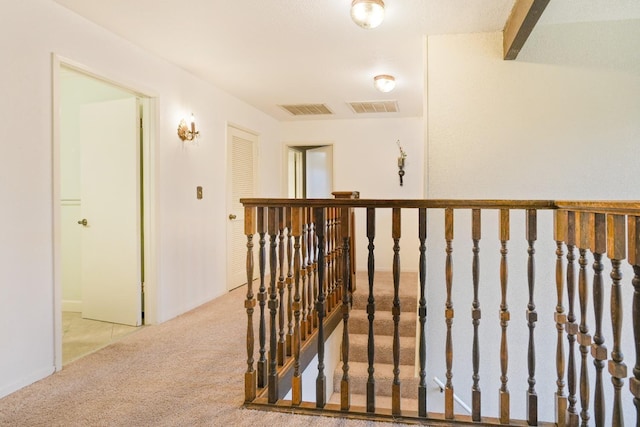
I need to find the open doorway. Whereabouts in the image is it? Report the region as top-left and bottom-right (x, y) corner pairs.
(287, 144), (333, 198)
(53, 60), (154, 367)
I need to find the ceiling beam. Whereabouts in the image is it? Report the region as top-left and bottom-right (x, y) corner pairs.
(503, 0), (550, 60)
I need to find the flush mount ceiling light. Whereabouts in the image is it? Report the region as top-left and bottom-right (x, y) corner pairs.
(350, 0), (385, 29)
(374, 74), (396, 92)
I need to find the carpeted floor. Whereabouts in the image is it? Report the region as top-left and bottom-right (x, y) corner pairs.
(0, 285), (414, 427)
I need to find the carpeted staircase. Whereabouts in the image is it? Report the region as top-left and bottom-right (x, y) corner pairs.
(330, 271), (419, 411)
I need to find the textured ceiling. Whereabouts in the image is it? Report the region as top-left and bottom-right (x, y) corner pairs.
(53, 0), (640, 121)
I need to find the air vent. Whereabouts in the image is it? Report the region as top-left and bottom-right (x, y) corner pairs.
(279, 104), (333, 116)
(348, 100), (399, 114)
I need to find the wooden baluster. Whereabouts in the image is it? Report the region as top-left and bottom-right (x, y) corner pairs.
(607, 214), (627, 426)
(312, 210), (320, 330)
(576, 212), (592, 427)
(340, 207), (352, 411)
(445, 207), (455, 420)
(291, 207), (303, 406)
(307, 209), (318, 334)
(331, 208), (338, 311)
(628, 215), (640, 423)
(331, 208), (340, 305)
(590, 213), (607, 427)
(471, 209), (482, 422)
(526, 209), (538, 426)
(286, 208), (294, 358)
(327, 208), (340, 312)
(277, 208), (286, 366)
(326, 209), (333, 313)
(244, 206), (257, 402)
(300, 212), (308, 342)
(554, 211), (568, 426)
(392, 208), (402, 416)
(267, 207), (279, 403)
(257, 207), (268, 389)
(566, 211), (579, 427)
(307, 209), (315, 334)
(336, 209), (343, 303)
(366, 207), (376, 413)
(498, 209), (511, 424)
(418, 208), (428, 417)
(315, 207), (327, 408)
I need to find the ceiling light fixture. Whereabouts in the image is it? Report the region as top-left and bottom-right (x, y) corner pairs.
(350, 0), (385, 29)
(374, 74), (396, 92)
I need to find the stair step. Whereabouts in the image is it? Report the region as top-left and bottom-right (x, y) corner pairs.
(332, 361), (419, 398)
(349, 333), (415, 365)
(349, 309), (416, 337)
(352, 271), (418, 312)
(328, 392), (419, 413)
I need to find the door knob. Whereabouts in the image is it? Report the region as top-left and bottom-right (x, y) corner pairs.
(228, 214), (237, 220)
(77, 219), (88, 226)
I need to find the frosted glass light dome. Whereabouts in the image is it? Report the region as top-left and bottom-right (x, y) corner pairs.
(374, 74), (396, 92)
(350, 0), (385, 29)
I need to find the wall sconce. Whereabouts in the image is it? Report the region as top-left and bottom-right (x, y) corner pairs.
(177, 113), (200, 141)
(396, 139), (407, 186)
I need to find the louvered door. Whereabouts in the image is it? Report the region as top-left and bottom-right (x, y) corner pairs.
(227, 125), (258, 290)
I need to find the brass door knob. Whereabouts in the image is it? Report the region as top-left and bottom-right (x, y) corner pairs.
(77, 219), (88, 226)
(228, 214), (237, 220)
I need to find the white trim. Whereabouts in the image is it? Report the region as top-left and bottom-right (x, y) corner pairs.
(0, 366), (56, 399)
(62, 300), (82, 312)
(51, 53), (159, 372)
(226, 124), (259, 291)
(281, 141), (335, 198)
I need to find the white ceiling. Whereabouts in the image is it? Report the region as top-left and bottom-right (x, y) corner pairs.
(53, 0), (640, 121)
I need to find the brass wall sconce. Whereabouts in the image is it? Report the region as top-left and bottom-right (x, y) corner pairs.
(396, 139), (407, 186)
(177, 113), (199, 141)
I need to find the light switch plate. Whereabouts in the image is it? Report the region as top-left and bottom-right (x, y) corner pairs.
(196, 186), (203, 199)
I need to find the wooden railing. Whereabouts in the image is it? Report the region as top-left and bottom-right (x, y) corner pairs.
(240, 198), (640, 427)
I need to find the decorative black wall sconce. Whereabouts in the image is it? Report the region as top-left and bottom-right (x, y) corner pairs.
(396, 139), (407, 186)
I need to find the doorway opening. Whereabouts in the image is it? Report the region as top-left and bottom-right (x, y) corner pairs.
(53, 57), (155, 369)
(286, 145), (333, 198)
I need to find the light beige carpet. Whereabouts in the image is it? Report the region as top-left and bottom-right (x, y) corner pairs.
(0, 285), (415, 427)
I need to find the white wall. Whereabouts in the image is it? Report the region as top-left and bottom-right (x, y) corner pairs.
(0, 0), (281, 397)
(282, 117), (425, 272)
(424, 21), (640, 421)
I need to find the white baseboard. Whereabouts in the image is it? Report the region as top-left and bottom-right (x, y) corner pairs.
(62, 300), (82, 312)
(0, 365), (55, 399)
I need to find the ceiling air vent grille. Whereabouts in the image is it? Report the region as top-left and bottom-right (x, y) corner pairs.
(279, 104), (333, 116)
(348, 100), (399, 114)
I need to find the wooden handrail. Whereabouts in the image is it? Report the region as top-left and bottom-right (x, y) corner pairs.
(240, 198), (558, 209)
(242, 198), (640, 426)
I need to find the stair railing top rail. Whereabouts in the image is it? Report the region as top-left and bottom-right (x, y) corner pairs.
(241, 199), (640, 215)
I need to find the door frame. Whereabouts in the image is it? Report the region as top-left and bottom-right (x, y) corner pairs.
(226, 123), (259, 291)
(282, 141), (335, 198)
(51, 54), (158, 371)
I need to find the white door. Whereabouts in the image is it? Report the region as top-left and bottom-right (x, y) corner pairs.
(306, 145), (333, 198)
(79, 97), (142, 326)
(227, 126), (257, 290)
